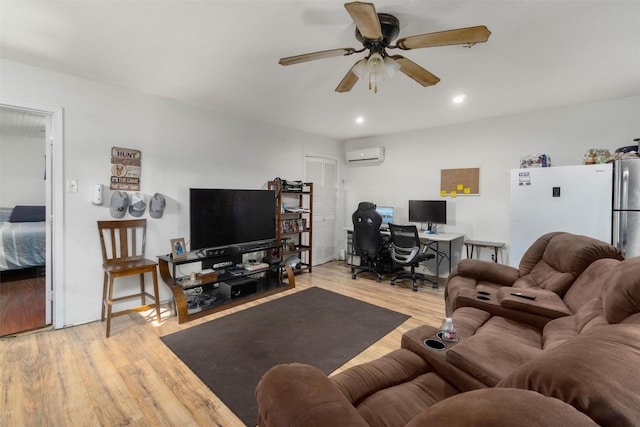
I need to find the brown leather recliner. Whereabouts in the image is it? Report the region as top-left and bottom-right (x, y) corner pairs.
(257, 324), (639, 427)
(406, 256), (640, 390)
(256, 256), (640, 427)
(445, 231), (623, 329)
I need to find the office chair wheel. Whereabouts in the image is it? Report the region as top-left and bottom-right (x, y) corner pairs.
(376, 276), (381, 283)
(352, 274), (356, 279)
(413, 283), (418, 292)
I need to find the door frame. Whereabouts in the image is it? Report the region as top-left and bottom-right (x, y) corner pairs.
(1, 98), (65, 329)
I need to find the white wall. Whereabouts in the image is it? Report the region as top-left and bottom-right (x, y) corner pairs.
(0, 133), (46, 207)
(3, 56), (638, 326)
(344, 96), (640, 264)
(1, 59), (343, 326)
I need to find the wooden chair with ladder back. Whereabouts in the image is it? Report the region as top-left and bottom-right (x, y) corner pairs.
(97, 219), (161, 337)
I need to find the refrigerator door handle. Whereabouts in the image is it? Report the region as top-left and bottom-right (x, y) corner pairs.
(622, 168), (629, 210)
(619, 210), (628, 257)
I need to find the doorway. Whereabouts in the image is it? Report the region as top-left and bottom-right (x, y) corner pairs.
(0, 104), (57, 335)
(305, 155), (338, 265)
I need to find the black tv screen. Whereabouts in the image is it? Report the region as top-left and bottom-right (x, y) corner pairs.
(190, 188), (276, 250)
(408, 200), (447, 225)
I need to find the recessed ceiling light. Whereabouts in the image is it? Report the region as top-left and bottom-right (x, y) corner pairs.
(355, 116), (365, 124)
(452, 94), (467, 104)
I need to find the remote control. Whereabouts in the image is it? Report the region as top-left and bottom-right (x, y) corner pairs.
(510, 292), (536, 300)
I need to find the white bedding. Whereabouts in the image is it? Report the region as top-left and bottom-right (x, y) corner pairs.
(0, 220), (46, 271)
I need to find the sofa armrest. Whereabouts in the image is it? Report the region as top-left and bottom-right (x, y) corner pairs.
(497, 287), (573, 318)
(406, 388), (598, 427)
(256, 363), (368, 427)
(457, 259), (520, 286)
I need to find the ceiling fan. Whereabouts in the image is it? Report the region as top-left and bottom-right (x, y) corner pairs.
(279, 1), (491, 93)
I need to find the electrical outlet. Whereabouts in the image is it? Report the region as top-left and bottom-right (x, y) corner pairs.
(66, 179), (78, 193)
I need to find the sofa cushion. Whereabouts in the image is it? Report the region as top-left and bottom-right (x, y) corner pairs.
(603, 257), (640, 324)
(513, 261), (574, 294)
(445, 316), (543, 386)
(354, 372), (459, 426)
(331, 348), (459, 426)
(563, 258), (620, 313)
(498, 324), (640, 427)
(515, 232), (623, 296)
(542, 315), (577, 351)
(448, 307), (491, 338)
(517, 231), (561, 275)
(331, 349), (431, 406)
(406, 388), (598, 427)
(455, 260), (520, 286)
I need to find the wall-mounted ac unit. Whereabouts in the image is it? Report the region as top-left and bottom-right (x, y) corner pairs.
(345, 147), (385, 164)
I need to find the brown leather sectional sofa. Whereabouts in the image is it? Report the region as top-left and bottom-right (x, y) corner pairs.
(256, 233), (640, 426)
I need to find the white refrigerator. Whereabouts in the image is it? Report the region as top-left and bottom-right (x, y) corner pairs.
(510, 164), (613, 267)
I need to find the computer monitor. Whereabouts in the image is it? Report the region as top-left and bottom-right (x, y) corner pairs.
(375, 206), (394, 225)
(408, 200), (447, 230)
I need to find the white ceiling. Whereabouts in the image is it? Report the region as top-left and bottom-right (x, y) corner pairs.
(1, 1), (639, 141)
(0, 107), (46, 138)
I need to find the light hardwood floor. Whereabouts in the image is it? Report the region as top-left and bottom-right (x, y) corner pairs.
(0, 260), (446, 426)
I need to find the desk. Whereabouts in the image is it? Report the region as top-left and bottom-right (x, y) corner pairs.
(464, 240), (505, 263)
(419, 232), (465, 279)
(344, 227), (463, 281)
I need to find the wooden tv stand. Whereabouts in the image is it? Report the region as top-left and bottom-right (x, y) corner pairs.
(157, 241), (295, 324)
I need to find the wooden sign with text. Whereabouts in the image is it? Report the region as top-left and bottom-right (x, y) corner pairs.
(110, 147), (141, 191)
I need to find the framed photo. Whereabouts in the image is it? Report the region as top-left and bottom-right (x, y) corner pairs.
(171, 238), (188, 260)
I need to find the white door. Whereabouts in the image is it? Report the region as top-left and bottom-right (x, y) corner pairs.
(305, 156), (337, 265)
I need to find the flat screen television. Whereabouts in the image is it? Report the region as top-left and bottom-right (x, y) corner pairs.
(375, 206), (394, 225)
(408, 200), (447, 226)
(190, 188), (276, 250)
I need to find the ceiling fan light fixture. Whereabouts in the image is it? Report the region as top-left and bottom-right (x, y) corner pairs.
(383, 56), (400, 78)
(355, 53), (400, 93)
(366, 52), (385, 73)
(353, 59), (368, 79)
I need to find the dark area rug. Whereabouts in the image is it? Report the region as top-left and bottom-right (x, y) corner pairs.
(160, 286), (410, 426)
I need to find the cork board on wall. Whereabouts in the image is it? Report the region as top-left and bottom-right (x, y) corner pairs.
(440, 168), (479, 196)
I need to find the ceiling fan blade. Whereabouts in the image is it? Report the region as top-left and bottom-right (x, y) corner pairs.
(396, 26), (491, 50)
(279, 48), (356, 66)
(344, 1), (382, 40)
(335, 62), (360, 93)
(391, 55), (440, 87)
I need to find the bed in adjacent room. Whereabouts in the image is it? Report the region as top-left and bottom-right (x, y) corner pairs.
(0, 206), (46, 271)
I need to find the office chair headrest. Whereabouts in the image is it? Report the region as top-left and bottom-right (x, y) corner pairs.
(357, 202), (376, 210)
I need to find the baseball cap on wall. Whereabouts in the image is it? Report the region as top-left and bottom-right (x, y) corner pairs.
(150, 193), (166, 218)
(129, 192), (147, 217)
(110, 191), (130, 218)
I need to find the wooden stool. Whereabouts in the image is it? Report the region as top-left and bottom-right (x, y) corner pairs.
(97, 219), (161, 337)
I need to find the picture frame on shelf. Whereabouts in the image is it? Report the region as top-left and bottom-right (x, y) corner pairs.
(171, 238), (188, 260)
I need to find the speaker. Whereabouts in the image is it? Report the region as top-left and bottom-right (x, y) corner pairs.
(92, 184), (103, 205)
(219, 278), (257, 299)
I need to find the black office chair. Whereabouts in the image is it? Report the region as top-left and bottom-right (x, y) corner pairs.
(389, 223), (437, 291)
(351, 202), (385, 282)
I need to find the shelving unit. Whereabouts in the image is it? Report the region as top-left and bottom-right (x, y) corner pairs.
(158, 242), (295, 324)
(268, 180), (313, 275)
